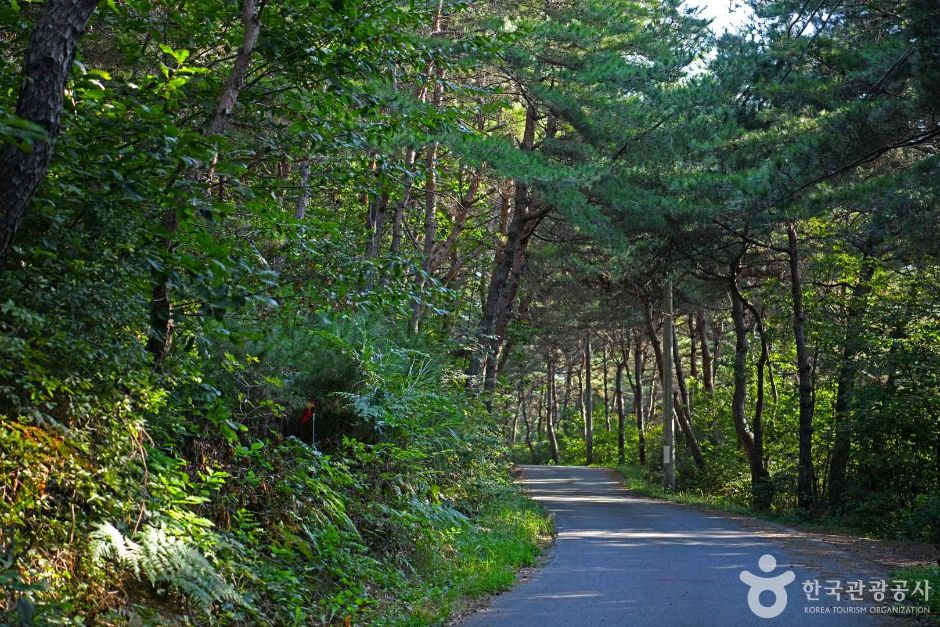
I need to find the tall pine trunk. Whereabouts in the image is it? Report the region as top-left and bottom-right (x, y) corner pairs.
(467, 104), (543, 391)
(787, 223), (817, 510)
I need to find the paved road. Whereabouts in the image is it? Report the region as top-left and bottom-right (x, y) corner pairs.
(462, 466), (879, 626)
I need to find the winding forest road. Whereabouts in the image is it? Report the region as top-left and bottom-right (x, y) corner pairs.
(462, 466), (884, 626)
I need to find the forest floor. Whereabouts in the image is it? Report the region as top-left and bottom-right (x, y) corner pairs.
(461, 466), (937, 626)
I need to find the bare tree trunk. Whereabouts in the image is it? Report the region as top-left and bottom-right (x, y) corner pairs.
(632, 333), (647, 465)
(366, 188), (390, 258)
(644, 300), (665, 384)
(616, 360), (627, 465)
(688, 315), (698, 381)
(729, 279), (772, 510)
(467, 103), (543, 391)
(672, 325), (706, 468)
(644, 300), (678, 440)
(411, 102), (442, 327)
(712, 317), (723, 387)
(409, 139), (438, 330)
(787, 223), (817, 510)
(390, 148), (418, 253)
(645, 374), (657, 431)
(546, 353), (561, 463)
(520, 386), (535, 461)
(828, 255), (877, 507)
(0, 0), (100, 265)
(428, 169), (482, 274)
(294, 161), (311, 220)
(497, 180), (511, 234)
(571, 363), (583, 439)
(696, 310), (714, 393)
(422, 142), (438, 261)
(561, 356), (573, 423)
(425, 72), (486, 276)
(752, 308), (770, 485)
(147, 0), (263, 367)
(536, 381), (544, 441)
(672, 324), (694, 431)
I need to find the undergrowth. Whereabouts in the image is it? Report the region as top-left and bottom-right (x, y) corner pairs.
(0, 311), (552, 625)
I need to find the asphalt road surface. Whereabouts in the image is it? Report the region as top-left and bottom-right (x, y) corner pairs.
(462, 466), (880, 627)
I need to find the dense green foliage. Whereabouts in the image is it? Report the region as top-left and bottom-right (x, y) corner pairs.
(0, 0), (937, 622)
(0, 0), (554, 622)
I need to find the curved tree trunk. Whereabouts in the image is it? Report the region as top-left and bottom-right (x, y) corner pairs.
(147, 0), (263, 366)
(468, 103), (544, 392)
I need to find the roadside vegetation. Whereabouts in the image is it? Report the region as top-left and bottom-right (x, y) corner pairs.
(892, 567), (940, 619)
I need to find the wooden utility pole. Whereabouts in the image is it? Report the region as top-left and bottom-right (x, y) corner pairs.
(602, 343), (611, 431)
(584, 331), (594, 464)
(546, 352), (561, 464)
(662, 280), (676, 491)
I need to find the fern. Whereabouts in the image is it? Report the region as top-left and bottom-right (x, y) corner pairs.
(90, 523), (241, 613)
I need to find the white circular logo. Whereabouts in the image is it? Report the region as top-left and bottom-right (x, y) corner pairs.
(739, 554), (796, 619)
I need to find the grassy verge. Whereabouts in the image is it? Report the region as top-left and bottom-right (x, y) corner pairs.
(614, 464), (755, 515)
(388, 483), (554, 626)
(612, 464), (884, 536)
